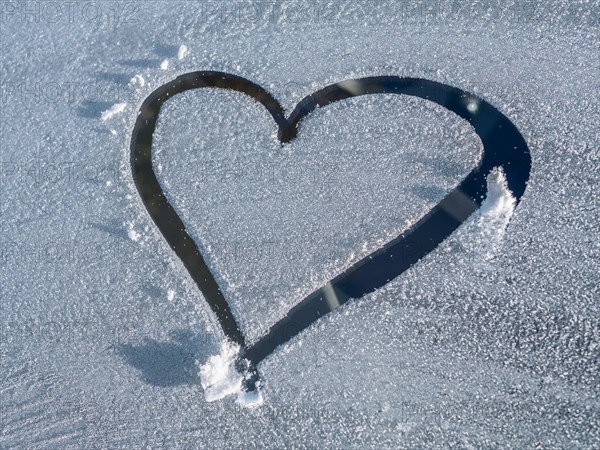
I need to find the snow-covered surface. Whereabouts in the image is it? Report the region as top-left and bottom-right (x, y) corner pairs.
(1, 1), (599, 448)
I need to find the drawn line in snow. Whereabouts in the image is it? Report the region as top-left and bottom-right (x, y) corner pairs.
(130, 72), (531, 393)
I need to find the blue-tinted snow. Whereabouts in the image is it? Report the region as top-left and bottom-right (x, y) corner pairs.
(1, 1), (598, 448)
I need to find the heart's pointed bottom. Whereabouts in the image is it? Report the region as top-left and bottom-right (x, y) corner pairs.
(278, 126), (297, 143)
(236, 357), (261, 393)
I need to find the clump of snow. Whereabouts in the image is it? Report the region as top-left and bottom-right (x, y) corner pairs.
(199, 340), (243, 402)
(178, 45), (189, 60)
(199, 340), (263, 407)
(127, 229), (140, 241)
(461, 167), (516, 263)
(160, 59), (169, 70)
(167, 289), (175, 301)
(129, 74), (145, 87)
(126, 222), (140, 242)
(478, 167), (517, 253)
(100, 103), (127, 121)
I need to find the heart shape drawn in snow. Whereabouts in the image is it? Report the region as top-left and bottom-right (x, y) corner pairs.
(130, 72), (531, 391)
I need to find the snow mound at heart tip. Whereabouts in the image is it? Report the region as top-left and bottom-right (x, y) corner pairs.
(199, 341), (264, 408)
